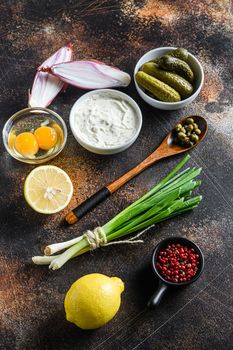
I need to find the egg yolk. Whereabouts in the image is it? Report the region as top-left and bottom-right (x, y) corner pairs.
(14, 132), (39, 157)
(34, 126), (57, 150)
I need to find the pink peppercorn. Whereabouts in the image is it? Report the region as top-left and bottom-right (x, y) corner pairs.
(157, 243), (200, 283)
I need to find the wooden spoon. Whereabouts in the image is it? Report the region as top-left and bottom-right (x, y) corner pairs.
(66, 115), (207, 224)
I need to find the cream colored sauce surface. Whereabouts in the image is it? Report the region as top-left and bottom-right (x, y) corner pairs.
(74, 93), (138, 148)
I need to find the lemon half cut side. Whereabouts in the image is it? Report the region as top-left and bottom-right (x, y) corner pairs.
(24, 165), (73, 214)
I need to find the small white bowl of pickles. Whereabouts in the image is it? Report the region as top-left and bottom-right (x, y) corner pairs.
(134, 47), (204, 110)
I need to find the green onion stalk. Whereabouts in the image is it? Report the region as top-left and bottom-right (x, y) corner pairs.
(32, 155), (202, 270)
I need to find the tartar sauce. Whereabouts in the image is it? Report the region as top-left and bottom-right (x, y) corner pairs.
(74, 93), (138, 148)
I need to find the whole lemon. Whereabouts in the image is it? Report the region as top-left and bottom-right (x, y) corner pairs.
(64, 273), (124, 329)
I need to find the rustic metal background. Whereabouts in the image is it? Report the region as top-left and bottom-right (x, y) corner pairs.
(0, 1), (233, 349)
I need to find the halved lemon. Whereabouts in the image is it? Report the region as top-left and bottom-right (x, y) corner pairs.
(24, 165), (73, 214)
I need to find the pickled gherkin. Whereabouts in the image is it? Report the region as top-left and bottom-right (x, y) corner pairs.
(158, 55), (194, 83)
(141, 62), (193, 98)
(167, 48), (189, 62)
(135, 71), (181, 102)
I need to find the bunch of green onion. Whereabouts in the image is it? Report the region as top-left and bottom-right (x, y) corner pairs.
(32, 155), (202, 270)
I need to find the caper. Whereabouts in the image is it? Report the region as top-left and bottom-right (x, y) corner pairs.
(190, 134), (199, 142)
(177, 132), (187, 141)
(186, 124), (194, 132)
(181, 127), (186, 134)
(186, 118), (194, 124)
(175, 118), (201, 148)
(175, 124), (182, 132)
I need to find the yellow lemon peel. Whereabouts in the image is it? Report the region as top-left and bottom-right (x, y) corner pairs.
(64, 273), (124, 329)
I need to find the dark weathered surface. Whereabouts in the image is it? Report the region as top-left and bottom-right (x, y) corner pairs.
(0, 1), (233, 349)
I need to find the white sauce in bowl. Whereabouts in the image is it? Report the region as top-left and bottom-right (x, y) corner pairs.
(73, 93), (138, 148)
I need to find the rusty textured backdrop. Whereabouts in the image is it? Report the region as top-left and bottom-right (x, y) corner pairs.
(0, 1), (233, 349)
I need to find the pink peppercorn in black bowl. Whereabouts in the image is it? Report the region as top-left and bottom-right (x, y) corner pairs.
(147, 237), (204, 308)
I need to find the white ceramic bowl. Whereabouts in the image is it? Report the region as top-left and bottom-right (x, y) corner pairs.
(69, 89), (142, 155)
(134, 47), (204, 110)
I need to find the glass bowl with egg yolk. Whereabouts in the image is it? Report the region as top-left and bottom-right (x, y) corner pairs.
(2, 107), (67, 164)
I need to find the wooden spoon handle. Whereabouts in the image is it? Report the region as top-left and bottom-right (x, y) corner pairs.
(107, 151), (161, 193)
(65, 150), (162, 225)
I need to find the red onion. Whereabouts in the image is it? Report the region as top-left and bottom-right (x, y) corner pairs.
(28, 44), (73, 108)
(41, 60), (131, 90)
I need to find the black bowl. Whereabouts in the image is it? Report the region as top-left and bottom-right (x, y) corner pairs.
(148, 236), (204, 308)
